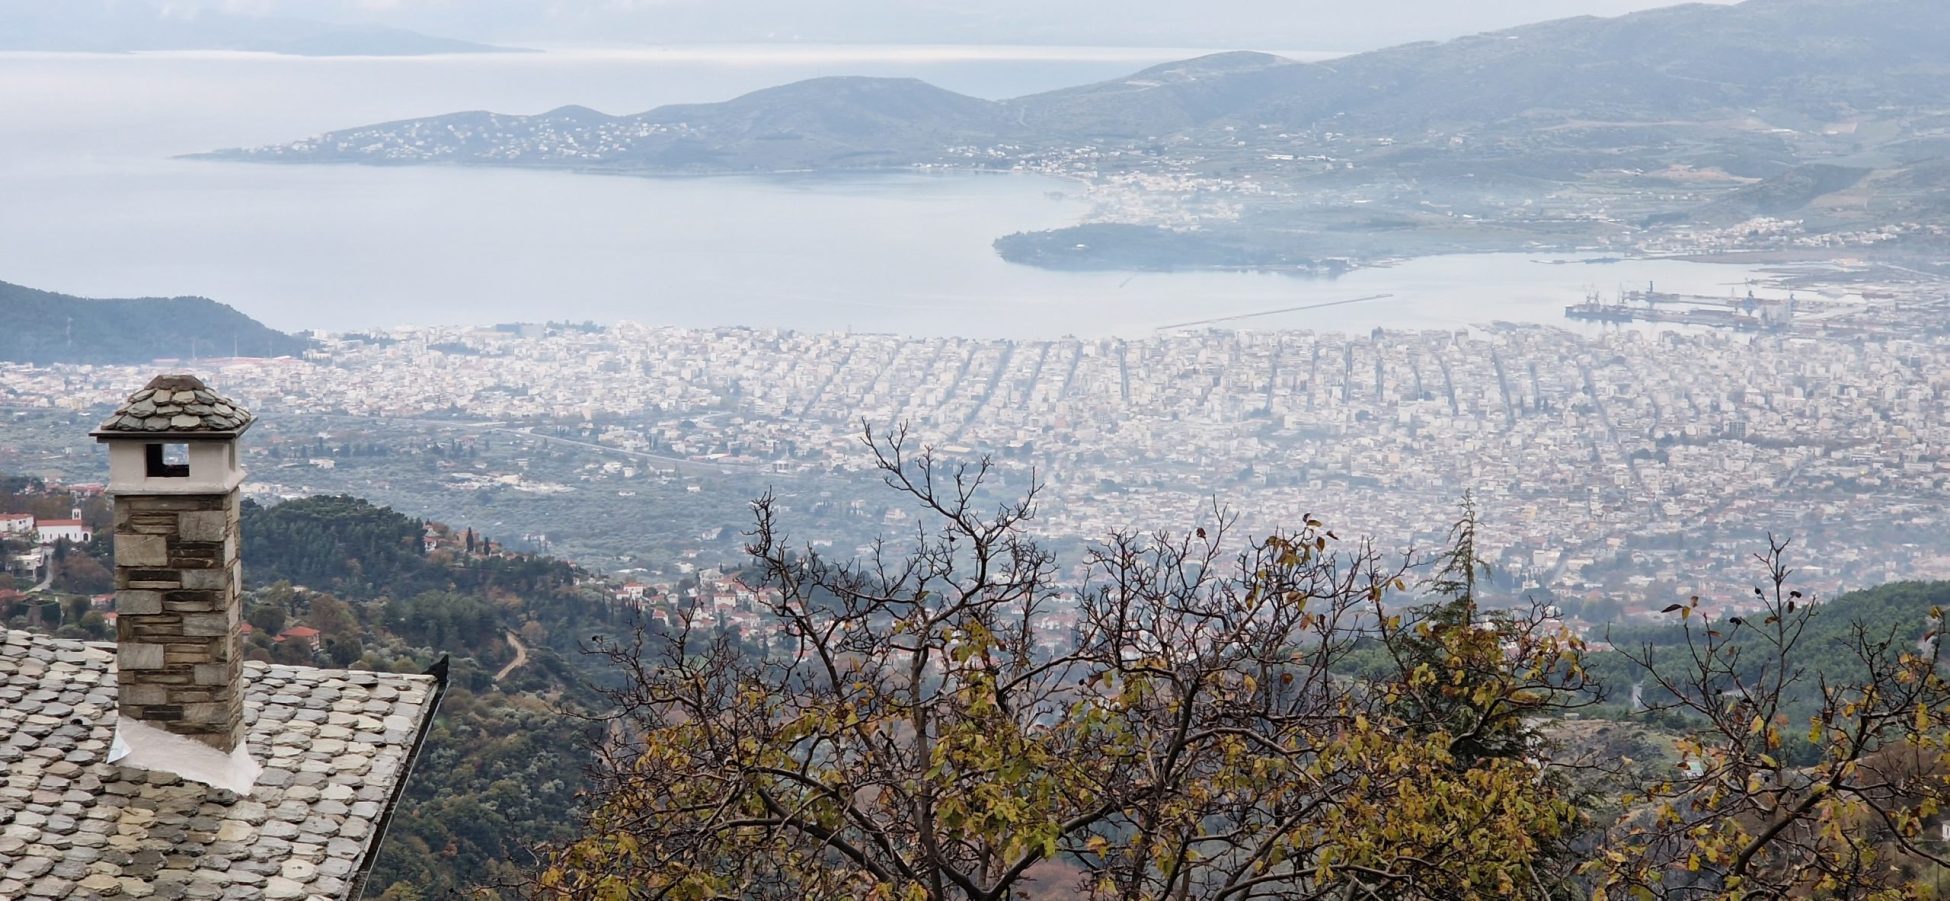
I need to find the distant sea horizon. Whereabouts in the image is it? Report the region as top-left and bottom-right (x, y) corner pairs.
(0, 44), (1772, 339)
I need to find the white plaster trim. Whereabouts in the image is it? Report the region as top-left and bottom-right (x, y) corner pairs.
(108, 719), (262, 794)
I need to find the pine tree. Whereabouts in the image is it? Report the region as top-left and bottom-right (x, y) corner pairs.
(1386, 491), (1537, 764)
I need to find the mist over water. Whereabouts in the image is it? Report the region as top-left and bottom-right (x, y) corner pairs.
(0, 48), (1768, 338)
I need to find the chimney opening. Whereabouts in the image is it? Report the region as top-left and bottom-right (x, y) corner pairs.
(145, 443), (190, 478)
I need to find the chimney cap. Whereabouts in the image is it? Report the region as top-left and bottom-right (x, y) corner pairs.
(92, 373), (254, 440)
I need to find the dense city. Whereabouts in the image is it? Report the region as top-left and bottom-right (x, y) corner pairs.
(8, 304), (1950, 634)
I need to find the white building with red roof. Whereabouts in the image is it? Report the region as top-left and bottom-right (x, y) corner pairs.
(34, 518), (92, 544)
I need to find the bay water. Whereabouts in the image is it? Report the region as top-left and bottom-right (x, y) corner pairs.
(0, 46), (1768, 337)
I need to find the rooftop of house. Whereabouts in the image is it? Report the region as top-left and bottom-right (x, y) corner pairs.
(0, 629), (441, 901)
(93, 374), (253, 438)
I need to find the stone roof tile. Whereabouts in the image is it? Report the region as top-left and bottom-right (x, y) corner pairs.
(0, 630), (437, 901)
(94, 375), (254, 437)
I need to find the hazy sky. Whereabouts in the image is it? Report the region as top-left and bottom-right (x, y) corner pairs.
(187, 0), (1739, 50)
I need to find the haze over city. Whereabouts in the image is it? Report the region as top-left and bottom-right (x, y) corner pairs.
(5, 0), (1950, 898)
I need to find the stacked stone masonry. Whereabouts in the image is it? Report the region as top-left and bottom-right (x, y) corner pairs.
(112, 492), (245, 752)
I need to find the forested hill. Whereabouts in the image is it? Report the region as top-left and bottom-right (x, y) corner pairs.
(1582, 578), (1950, 764)
(1602, 579), (1949, 658)
(0, 280), (311, 364)
(240, 495), (582, 601)
(229, 495), (625, 896)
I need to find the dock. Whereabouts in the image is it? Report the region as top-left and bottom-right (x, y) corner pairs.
(1564, 283), (1798, 332)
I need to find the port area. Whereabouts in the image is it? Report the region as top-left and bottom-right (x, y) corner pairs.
(1564, 277), (1946, 339)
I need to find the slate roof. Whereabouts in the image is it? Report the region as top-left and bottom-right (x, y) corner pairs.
(94, 375), (253, 437)
(0, 630), (439, 901)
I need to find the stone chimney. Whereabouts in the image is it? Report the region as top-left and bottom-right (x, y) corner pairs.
(93, 374), (260, 790)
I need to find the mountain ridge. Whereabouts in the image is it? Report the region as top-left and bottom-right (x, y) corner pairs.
(207, 0), (1950, 170)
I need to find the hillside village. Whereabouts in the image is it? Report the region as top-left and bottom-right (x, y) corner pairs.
(1, 507), (93, 568)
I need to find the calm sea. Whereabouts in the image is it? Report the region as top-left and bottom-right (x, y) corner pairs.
(0, 46), (1770, 338)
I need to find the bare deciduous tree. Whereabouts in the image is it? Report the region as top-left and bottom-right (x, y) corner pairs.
(537, 428), (1595, 900)
(1588, 537), (1950, 899)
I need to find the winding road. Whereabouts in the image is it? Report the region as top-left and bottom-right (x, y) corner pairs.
(494, 629), (528, 682)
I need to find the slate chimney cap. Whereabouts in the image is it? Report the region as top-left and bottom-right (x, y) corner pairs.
(91, 373), (254, 439)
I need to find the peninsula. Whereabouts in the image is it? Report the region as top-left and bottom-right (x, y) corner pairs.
(0, 280), (312, 365)
(198, 0), (1950, 275)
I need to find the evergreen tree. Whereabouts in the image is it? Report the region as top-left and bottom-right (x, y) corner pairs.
(1379, 492), (1541, 764)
